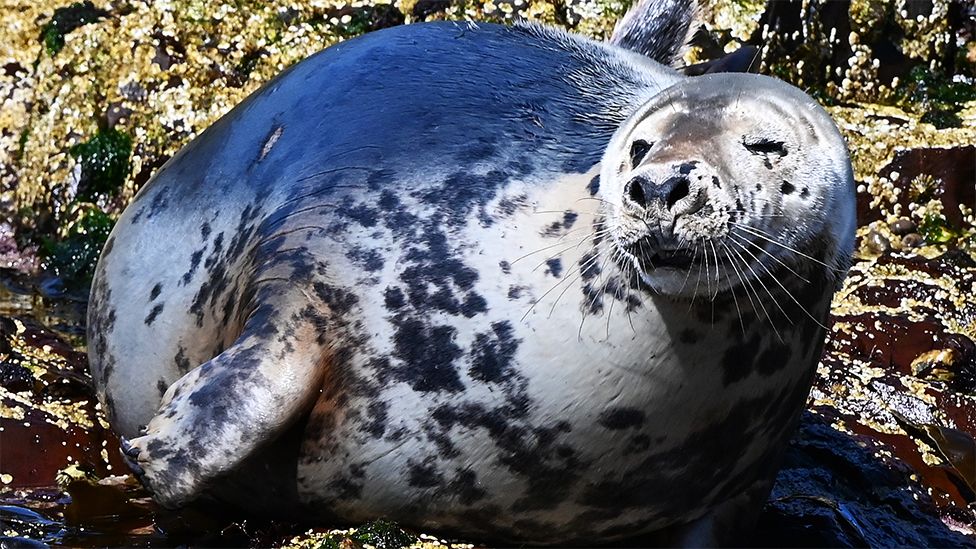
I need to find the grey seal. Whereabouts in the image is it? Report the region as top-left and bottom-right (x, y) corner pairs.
(87, 11), (855, 547)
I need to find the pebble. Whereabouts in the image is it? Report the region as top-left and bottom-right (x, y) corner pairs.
(901, 233), (924, 248)
(890, 218), (917, 235)
(865, 229), (891, 254)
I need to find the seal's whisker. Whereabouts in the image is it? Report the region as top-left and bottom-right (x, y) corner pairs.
(579, 248), (616, 339)
(530, 226), (613, 272)
(722, 243), (759, 322)
(532, 209), (599, 216)
(575, 196), (615, 207)
(529, 233), (598, 272)
(729, 239), (794, 331)
(688, 243), (703, 311)
(732, 239), (827, 331)
(709, 241), (722, 300)
(731, 223), (843, 273)
(703, 237), (713, 301)
(728, 232), (810, 283)
(725, 243), (784, 342)
(545, 247), (606, 319)
(510, 231), (600, 266)
(720, 246), (746, 337)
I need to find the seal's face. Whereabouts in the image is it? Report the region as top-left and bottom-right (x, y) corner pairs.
(601, 73), (856, 298)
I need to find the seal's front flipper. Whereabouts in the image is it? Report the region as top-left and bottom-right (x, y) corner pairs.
(121, 288), (327, 508)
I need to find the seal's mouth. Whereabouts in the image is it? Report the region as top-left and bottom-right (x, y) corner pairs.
(624, 237), (697, 271)
(646, 248), (695, 270)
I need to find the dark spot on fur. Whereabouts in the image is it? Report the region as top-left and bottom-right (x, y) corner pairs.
(461, 292), (488, 317)
(496, 193), (527, 217)
(313, 282), (359, 316)
(562, 210), (578, 229)
(677, 161), (699, 175)
(407, 458), (443, 488)
(174, 346), (191, 372)
(781, 180), (796, 194)
(508, 285), (524, 299)
(469, 321), (519, 383)
(200, 222), (211, 240)
(363, 401), (388, 438)
(144, 303), (164, 325)
(499, 260), (511, 274)
(712, 175), (721, 188)
(722, 333), (762, 385)
(181, 249), (205, 285)
(378, 189), (399, 211)
(598, 407), (645, 430)
(800, 187), (810, 198)
(384, 286), (405, 310)
(545, 258), (563, 277)
(756, 340), (792, 376)
(587, 175), (600, 196)
(102, 236), (115, 257)
(450, 469), (487, 505)
(391, 319), (464, 392)
(347, 246), (384, 272)
(149, 283), (162, 301)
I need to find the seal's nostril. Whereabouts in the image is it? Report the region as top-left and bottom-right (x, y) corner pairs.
(626, 179), (646, 207)
(666, 178), (690, 210)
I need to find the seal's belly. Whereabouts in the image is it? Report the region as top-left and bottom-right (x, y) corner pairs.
(290, 169), (817, 538)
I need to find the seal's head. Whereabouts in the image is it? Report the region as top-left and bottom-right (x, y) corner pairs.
(601, 73), (856, 298)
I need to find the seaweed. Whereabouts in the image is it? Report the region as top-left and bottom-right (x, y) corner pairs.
(350, 519), (415, 549)
(40, 205), (114, 290)
(69, 128), (132, 202)
(38, 1), (109, 56)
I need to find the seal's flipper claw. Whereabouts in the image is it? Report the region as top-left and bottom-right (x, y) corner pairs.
(119, 437), (147, 481)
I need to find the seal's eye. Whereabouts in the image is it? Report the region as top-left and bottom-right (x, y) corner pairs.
(743, 138), (787, 157)
(630, 139), (653, 167)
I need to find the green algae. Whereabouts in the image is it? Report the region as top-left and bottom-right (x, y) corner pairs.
(351, 519), (416, 549)
(918, 213), (960, 245)
(899, 66), (976, 129)
(38, 1), (109, 56)
(69, 127), (132, 202)
(40, 205), (114, 289)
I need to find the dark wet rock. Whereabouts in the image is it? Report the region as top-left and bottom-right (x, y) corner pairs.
(900, 232), (924, 248)
(864, 229), (890, 254)
(0, 315), (121, 489)
(756, 412), (973, 548)
(866, 145), (976, 226)
(0, 362), (34, 392)
(890, 217), (917, 235)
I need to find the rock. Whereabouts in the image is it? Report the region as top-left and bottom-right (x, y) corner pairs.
(890, 217), (917, 235)
(901, 232), (924, 248)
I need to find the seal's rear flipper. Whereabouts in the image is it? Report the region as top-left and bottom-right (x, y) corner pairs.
(609, 0), (699, 66)
(120, 283), (328, 508)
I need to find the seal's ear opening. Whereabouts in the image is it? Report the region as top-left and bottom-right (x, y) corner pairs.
(609, 0), (699, 66)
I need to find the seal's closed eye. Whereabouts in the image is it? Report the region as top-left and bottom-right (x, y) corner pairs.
(743, 138), (787, 156)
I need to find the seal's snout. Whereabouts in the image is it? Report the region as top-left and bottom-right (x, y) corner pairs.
(625, 173), (689, 210)
(623, 161), (713, 222)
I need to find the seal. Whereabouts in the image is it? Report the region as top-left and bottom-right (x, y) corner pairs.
(87, 13), (855, 548)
